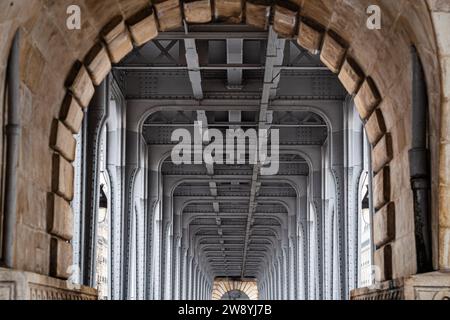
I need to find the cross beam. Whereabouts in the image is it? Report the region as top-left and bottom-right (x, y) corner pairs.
(241, 27), (285, 278)
(226, 39), (244, 89)
(195, 109), (230, 275)
(185, 39), (203, 100)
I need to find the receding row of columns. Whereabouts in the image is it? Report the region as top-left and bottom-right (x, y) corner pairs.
(72, 78), (369, 300)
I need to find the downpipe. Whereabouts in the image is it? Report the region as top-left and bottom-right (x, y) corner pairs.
(2, 30), (21, 268)
(409, 46), (432, 273)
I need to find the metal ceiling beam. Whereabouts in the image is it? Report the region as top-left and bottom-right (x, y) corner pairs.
(156, 24), (268, 40)
(113, 65), (328, 71)
(157, 32), (268, 40)
(226, 39), (243, 89)
(241, 26), (285, 279)
(195, 109), (230, 274)
(185, 39), (203, 100)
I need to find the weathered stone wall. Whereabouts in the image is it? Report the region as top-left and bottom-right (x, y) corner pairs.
(427, 0), (450, 271)
(0, 0), (447, 288)
(0, 0), (150, 278)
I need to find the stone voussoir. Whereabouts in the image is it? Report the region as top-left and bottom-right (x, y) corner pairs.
(84, 42), (111, 86)
(50, 238), (73, 280)
(213, 0), (243, 23)
(372, 133), (393, 174)
(48, 193), (73, 241)
(59, 93), (84, 135)
(245, 0), (272, 31)
(338, 57), (364, 95)
(127, 7), (159, 46)
(374, 166), (391, 211)
(374, 244), (393, 281)
(153, 0), (183, 31)
(52, 154), (74, 202)
(66, 62), (95, 108)
(297, 19), (324, 54)
(101, 17), (134, 64)
(355, 77), (381, 120)
(320, 31), (347, 74)
(365, 108), (387, 146)
(374, 202), (396, 248)
(273, 0), (299, 38)
(50, 119), (76, 162)
(183, 0), (213, 24)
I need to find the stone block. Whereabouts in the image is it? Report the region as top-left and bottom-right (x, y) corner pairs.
(50, 120), (76, 162)
(273, 1), (299, 38)
(404, 272), (450, 300)
(297, 20), (323, 54)
(153, 0), (183, 31)
(439, 227), (450, 270)
(338, 57), (364, 95)
(245, 0), (271, 30)
(101, 17), (134, 64)
(183, 0), (212, 24)
(59, 94), (84, 134)
(374, 202), (395, 248)
(52, 154), (74, 201)
(320, 32), (347, 73)
(102, 16), (125, 43)
(372, 134), (393, 174)
(365, 109), (387, 146)
(374, 167), (391, 211)
(392, 234), (417, 278)
(50, 238), (73, 280)
(66, 62), (95, 108)
(355, 77), (381, 120)
(128, 8), (159, 46)
(439, 184), (450, 228)
(84, 43), (111, 86)
(213, 0), (243, 23)
(374, 244), (393, 281)
(14, 225), (50, 276)
(19, 36), (45, 94)
(107, 32), (134, 64)
(47, 193), (73, 241)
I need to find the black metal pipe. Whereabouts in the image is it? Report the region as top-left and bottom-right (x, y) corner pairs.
(409, 46), (432, 273)
(2, 30), (21, 268)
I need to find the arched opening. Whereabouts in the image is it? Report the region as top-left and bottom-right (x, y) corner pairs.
(68, 21), (434, 301)
(0, 0), (448, 301)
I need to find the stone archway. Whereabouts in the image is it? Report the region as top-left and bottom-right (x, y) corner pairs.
(212, 277), (258, 300)
(50, 0), (441, 281)
(0, 0), (448, 298)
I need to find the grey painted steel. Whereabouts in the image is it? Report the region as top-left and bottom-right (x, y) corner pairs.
(226, 39), (243, 88)
(70, 22), (370, 300)
(82, 81), (108, 287)
(184, 39), (204, 100)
